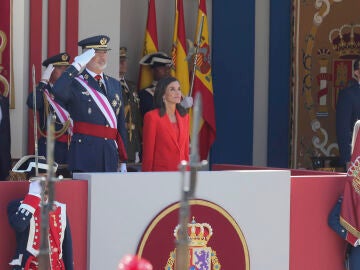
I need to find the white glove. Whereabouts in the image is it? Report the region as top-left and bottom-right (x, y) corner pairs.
(180, 96), (193, 109)
(41, 64), (54, 83)
(355, 239), (360, 247)
(119, 163), (127, 173)
(72, 48), (96, 70)
(28, 180), (42, 197)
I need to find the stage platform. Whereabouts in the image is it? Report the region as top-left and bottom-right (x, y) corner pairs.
(0, 166), (347, 269)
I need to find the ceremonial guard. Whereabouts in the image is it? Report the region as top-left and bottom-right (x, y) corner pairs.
(27, 53), (72, 165)
(138, 52), (172, 117)
(8, 156), (73, 270)
(52, 35), (127, 173)
(119, 47), (142, 164)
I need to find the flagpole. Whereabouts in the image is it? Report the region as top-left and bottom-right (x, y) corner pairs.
(189, 15), (204, 97)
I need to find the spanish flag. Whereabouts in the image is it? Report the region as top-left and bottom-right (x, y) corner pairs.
(192, 0), (216, 160)
(171, 0), (190, 96)
(138, 0), (159, 90)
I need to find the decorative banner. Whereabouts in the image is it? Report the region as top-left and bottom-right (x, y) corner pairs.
(137, 199), (249, 269)
(291, 0), (360, 169)
(0, 0), (13, 107)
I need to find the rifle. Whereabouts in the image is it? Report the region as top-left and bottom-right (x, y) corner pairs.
(175, 93), (207, 270)
(32, 65), (39, 176)
(38, 113), (56, 270)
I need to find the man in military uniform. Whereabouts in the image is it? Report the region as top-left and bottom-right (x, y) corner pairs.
(52, 35), (127, 173)
(27, 53), (72, 166)
(138, 52), (172, 117)
(119, 47), (142, 164)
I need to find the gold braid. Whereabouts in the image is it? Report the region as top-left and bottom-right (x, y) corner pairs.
(37, 93), (71, 139)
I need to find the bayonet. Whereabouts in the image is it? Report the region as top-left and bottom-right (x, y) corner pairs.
(38, 113), (56, 270)
(175, 93), (207, 270)
(32, 64), (39, 176)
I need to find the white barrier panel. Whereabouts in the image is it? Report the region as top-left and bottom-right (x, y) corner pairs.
(75, 170), (291, 270)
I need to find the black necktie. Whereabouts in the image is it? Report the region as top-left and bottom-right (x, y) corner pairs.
(95, 74), (106, 94)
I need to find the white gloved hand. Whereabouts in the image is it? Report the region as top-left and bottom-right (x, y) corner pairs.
(180, 96), (193, 109)
(72, 48), (96, 70)
(41, 64), (54, 83)
(28, 180), (42, 198)
(119, 163), (127, 173)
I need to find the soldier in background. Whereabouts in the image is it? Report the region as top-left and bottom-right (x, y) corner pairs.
(119, 47), (142, 165)
(138, 52), (193, 120)
(8, 156), (73, 270)
(26, 53), (72, 167)
(138, 52), (172, 118)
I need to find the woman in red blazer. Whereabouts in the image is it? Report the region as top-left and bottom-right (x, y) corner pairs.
(142, 76), (190, 171)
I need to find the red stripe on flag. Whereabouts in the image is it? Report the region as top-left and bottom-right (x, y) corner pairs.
(147, 0), (158, 49)
(177, 0), (187, 50)
(66, 0), (79, 60)
(47, 0), (61, 56)
(28, 0), (43, 155)
(199, 120), (216, 161)
(199, 0), (207, 14)
(193, 79), (216, 128)
(138, 0), (159, 89)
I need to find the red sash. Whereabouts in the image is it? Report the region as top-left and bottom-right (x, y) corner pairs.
(73, 121), (127, 161)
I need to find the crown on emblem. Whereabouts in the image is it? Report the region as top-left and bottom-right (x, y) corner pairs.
(173, 217), (213, 247)
(329, 24), (360, 59)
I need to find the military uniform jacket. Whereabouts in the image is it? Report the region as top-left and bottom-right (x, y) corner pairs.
(27, 82), (70, 164)
(139, 82), (156, 117)
(121, 78), (142, 162)
(53, 65), (127, 172)
(7, 195), (73, 270)
(336, 81), (360, 165)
